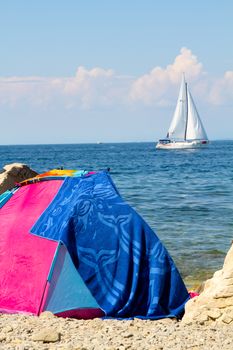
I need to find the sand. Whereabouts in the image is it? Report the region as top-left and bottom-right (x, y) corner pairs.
(0, 312), (233, 350)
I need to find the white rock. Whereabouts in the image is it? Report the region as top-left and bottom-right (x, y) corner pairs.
(31, 328), (60, 342)
(182, 242), (233, 325)
(207, 309), (222, 320)
(39, 311), (56, 319)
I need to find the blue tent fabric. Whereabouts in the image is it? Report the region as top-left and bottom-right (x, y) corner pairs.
(0, 190), (13, 208)
(45, 244), (101, 314)
(31, 171), (189, 319)
(0, 188), (19, 208)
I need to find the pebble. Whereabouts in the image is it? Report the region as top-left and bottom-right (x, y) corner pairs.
(31, 328), (60, 343)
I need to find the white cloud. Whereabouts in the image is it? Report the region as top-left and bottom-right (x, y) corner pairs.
(62, 66), (129, 109)
(0, 68), (130, 109)
(208, 71), (233, 105)
(0, 48), (232, 110)
(0, 77), (54, 107)
(129, 47), (204, 105)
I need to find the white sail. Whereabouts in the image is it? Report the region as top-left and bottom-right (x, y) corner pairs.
(186, 90), (208, 140)
(167, 75), (187, 140)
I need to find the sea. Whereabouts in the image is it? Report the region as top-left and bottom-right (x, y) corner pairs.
(1, 140), (233, 289)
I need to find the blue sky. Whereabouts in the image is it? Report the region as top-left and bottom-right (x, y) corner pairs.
(0, 1), (232, 144)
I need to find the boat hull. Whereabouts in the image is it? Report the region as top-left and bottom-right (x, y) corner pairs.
(156, 140), (209, 150)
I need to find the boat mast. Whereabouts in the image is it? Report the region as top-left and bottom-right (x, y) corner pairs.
(184, 78), (188, 141)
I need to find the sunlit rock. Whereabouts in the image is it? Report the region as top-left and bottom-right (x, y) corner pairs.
(0, 163), (38, 194)
(182, 242), (233, 325)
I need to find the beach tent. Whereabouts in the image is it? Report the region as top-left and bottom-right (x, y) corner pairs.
(0, 169), (189, 319)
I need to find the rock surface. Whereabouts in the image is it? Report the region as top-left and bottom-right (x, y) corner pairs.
(182, 242), (233, 325)
(0, 163), (38, 194)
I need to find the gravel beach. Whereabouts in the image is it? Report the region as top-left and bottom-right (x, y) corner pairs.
(0, 312), (233, 350)
(1, 165), (233, 349)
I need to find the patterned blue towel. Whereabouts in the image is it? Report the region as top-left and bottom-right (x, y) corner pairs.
(31, 171), (189, 319)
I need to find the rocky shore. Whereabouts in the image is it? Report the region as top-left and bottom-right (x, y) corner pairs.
(1, 163), (233, 349)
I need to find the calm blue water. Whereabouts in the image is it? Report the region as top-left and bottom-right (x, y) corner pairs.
(1, 141), (233, 288)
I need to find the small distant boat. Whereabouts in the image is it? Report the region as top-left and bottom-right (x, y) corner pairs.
(156, 74), (209, 150)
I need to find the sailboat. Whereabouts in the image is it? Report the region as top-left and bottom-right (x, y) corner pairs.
(156, 74), (208, 149)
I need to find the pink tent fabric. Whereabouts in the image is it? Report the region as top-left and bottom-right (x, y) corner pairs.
(0, 180), (62, 315)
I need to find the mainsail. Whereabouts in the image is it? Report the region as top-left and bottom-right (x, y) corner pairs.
(167, 75), (187, 140)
